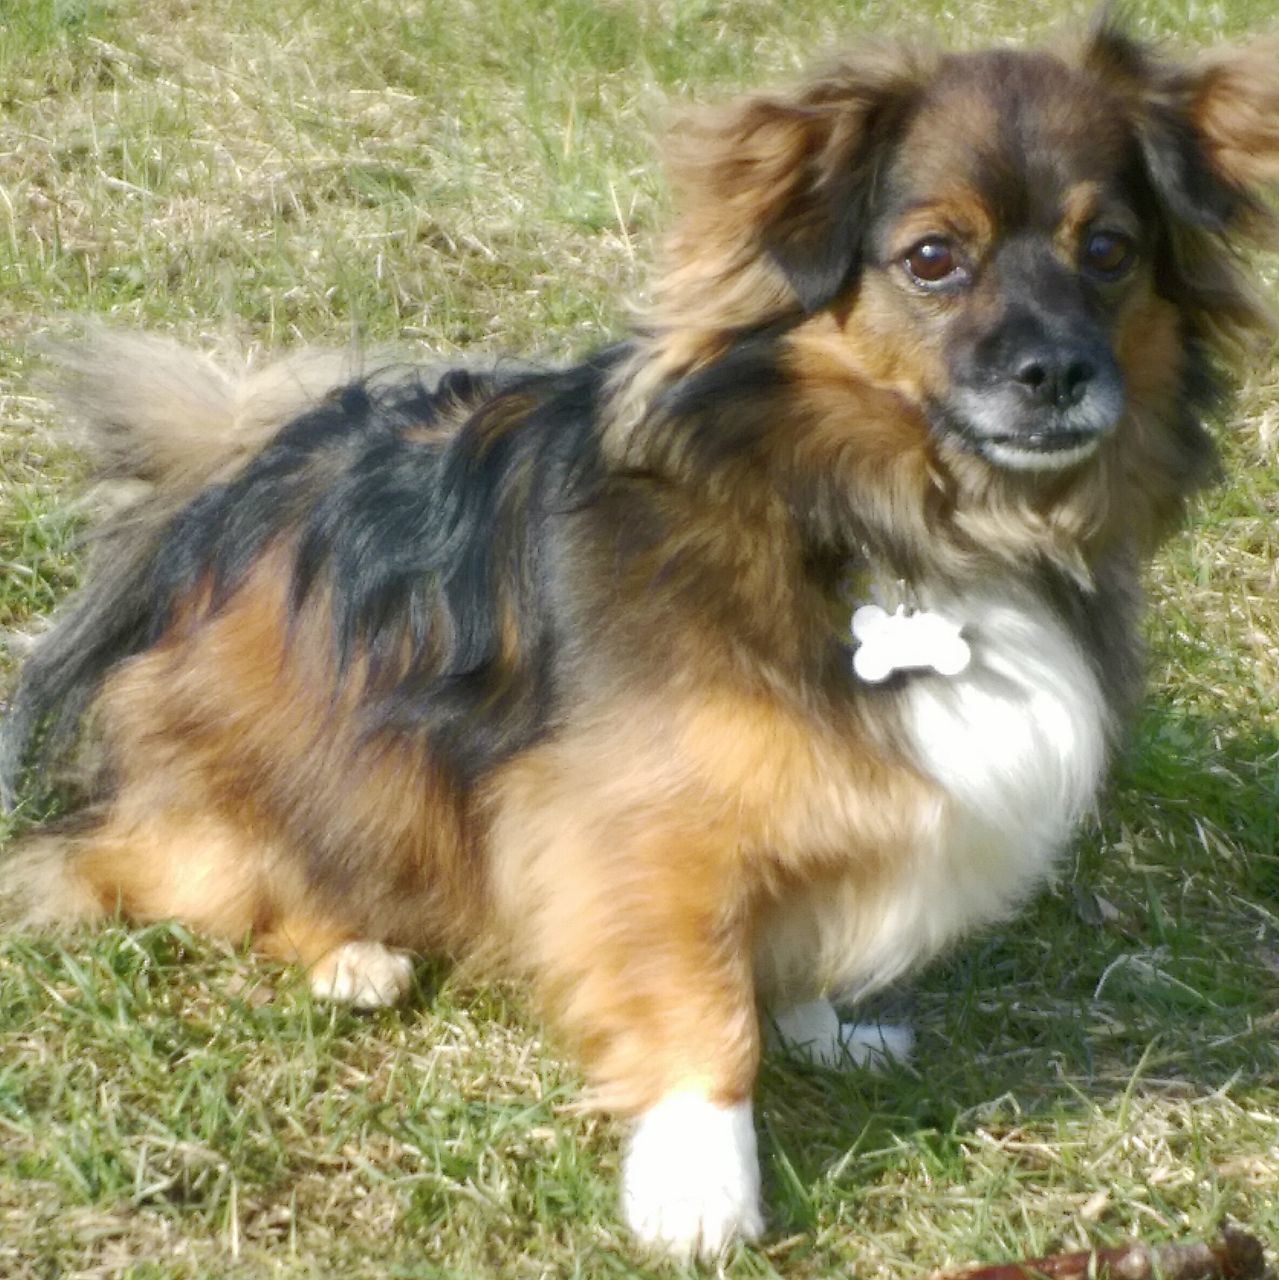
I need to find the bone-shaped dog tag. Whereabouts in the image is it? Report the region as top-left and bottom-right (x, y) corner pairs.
(851, 604), (971, 683)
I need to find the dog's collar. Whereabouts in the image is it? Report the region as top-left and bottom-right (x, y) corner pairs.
(843, 569), (971, 684)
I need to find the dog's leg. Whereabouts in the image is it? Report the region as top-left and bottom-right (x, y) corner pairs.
(565, 892), (764, 1259)
(1, 810), (264, 935)
(767, 997), (914, 1070)
(3, 811), (412, 1007)
(582, 897), (766, 1262)
(490, 763), (765, 1256)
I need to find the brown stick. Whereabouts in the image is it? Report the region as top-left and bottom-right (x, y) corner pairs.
(927, 1224), (1270, 1280)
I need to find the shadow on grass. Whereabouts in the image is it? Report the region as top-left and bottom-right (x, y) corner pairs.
(756, 700), (1279, 1245)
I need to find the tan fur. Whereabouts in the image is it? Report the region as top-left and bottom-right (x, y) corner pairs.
(486, 682), (935, 1111)
(638, 42), (934, 380)
(1175, 39), (1279, 211)
(53, 334), (369, 504)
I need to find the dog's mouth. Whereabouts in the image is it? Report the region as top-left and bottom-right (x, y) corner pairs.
(936, 385), (1122, 474)
(975, 428), (1105, 472)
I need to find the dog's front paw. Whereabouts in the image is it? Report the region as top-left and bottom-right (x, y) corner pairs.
(622, 1091), (762, 1258)
(769, 997), (914, 1070)
(308, 941), (414, 1009)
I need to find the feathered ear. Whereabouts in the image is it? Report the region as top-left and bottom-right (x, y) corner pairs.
(1084, 22), (1279, 351)
(651, 45), (929, 336)
(1085, 22), (1279, 242)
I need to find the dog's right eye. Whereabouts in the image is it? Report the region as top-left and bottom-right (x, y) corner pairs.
(904, 238), (963, 287)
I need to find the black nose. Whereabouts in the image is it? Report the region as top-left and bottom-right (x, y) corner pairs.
(1013, 350), (1096, 409)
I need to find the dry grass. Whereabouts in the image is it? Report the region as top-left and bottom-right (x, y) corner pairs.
(1, 1), (1277, 1277)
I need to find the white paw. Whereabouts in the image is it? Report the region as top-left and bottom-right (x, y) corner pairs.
(839, 1018), (914, 1069)
(622, 1091), (762, 1258)
(309, 941), (414, 1009)
(769, 997), (913, 1071)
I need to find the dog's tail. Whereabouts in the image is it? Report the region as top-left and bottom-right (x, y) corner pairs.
(55, 332), (365, 502)
(0, 333), (365, 812)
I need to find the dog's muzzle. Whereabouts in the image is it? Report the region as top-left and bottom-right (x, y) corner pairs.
(943, 335), (1124, 473)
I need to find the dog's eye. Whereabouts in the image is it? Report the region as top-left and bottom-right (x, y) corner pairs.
(1081, 230), (1135, 280)
(904, 238), (962, 287)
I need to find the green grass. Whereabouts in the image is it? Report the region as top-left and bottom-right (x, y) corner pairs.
(2, 0), (1278, 1276)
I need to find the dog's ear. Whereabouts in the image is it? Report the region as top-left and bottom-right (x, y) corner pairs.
(1086, 23), (1279, 243)
(653, 46), (927, 335)
(1085, 23), (1279, 354)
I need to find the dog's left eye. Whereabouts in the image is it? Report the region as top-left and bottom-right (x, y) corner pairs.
(1081, 230), (1135, 280)
(904, 238), (964, 287)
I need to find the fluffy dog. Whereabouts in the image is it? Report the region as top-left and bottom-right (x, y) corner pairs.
(2, 21), (1277, 1257)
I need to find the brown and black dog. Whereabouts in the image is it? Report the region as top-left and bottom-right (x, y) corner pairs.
(2, 21), (1276, 1256)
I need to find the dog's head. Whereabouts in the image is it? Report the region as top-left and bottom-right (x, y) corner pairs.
(652, 25), (1278, 485)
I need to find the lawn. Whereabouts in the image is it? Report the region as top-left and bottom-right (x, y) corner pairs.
(1, 1), (1277, 1277)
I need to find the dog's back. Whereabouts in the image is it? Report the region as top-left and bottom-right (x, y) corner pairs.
(0, 337), (368, 811)
(0, 334), (618, 965)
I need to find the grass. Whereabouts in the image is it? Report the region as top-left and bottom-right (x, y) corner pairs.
(1, 0), (1278, 1276)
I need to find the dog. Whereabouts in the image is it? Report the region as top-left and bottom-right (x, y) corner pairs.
(1, 20), (1277, 1258)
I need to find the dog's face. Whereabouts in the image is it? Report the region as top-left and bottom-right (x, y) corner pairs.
(862, 50), (1140, 472)
(654, 27), (1278, 500)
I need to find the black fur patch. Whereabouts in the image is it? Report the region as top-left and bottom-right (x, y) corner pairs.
(647, 326), (793, 472)
(0, 349), (625, 800)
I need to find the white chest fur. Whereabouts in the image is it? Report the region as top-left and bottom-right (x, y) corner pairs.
(902, 582), (1110, 874)
(758, 582), (1111, 1004)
